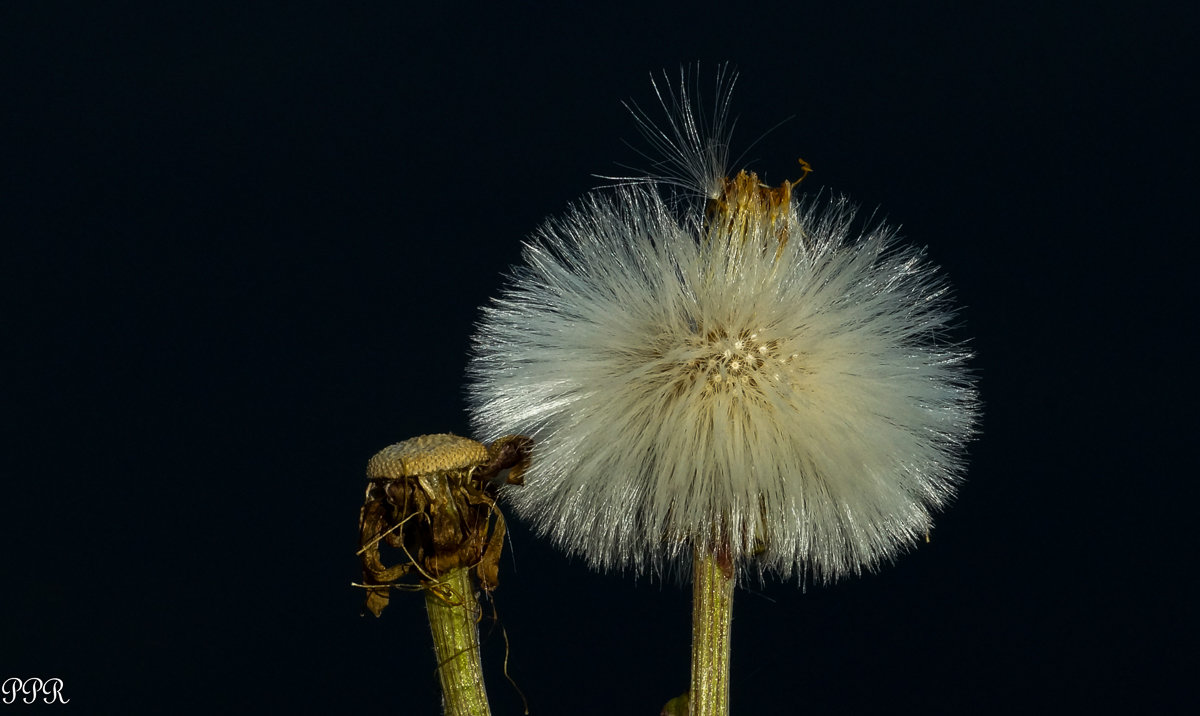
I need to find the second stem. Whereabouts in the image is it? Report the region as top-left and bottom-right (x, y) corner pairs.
(425, 566), (491, 716)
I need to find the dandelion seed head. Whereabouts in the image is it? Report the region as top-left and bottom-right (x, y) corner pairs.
(467, 72), (979, 583)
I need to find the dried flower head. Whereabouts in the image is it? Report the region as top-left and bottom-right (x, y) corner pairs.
(356, 433), (532, 616)
(467, 72), (979, 582)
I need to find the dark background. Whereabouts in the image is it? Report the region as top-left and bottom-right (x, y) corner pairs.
(3, 2), (1192, 712)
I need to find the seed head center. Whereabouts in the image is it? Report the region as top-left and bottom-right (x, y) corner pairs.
(681, 326), (799, 395)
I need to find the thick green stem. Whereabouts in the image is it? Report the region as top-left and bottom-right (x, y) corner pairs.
(425, 567), (491, 716)
(690, 547), (735, 716)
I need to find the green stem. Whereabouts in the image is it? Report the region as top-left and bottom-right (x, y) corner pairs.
(690, 547), (735, 716)
(425, 567), (492, 716)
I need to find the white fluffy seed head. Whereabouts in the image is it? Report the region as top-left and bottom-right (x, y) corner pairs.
(467, 75), (979, 583)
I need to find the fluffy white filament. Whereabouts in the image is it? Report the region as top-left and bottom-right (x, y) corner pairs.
(467, 80), (978, 583)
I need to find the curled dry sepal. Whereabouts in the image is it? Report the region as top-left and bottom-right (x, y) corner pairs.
(356, 433), (533, 617)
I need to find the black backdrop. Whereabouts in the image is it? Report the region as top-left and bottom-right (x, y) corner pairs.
(4, 2), (1192, 712)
